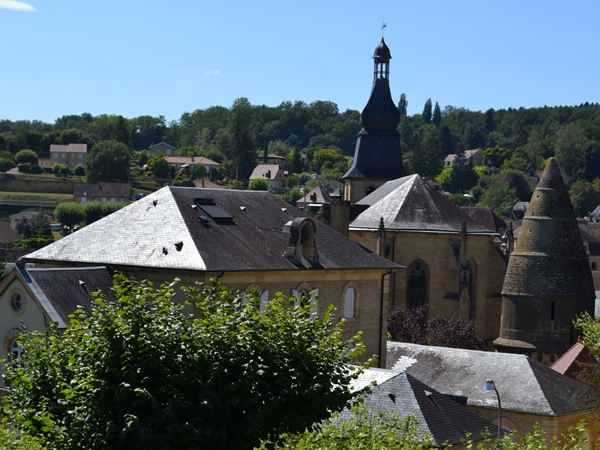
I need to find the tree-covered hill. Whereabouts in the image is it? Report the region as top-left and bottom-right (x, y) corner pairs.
(3, 97), (600, 215)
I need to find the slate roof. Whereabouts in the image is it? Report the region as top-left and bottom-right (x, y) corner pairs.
(17, 266), (114, 328)
(386, 342), (595, 416)
(74, 182), (131, 198)
(460, 207), (505, 234)
(0, 223), (22, 244)
(23, 187), (400, 272)
(351, 174), (495, 234)
(343, 368), (497, 446)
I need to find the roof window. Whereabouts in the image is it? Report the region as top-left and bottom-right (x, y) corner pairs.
(193, 198), (233, 223)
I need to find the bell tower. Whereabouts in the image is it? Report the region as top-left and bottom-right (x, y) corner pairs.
(343, 38), (405, 204)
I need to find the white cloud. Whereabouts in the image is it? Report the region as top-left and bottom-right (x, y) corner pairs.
(205, 70), (221, 76)
(0, 0), (36, 11)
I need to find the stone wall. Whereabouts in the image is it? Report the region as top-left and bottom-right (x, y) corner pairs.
(0, 178), (75, 195)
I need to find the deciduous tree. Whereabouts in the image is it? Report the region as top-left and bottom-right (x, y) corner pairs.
(53, 202), (86, 230)
(4, 277), (368, 450)
(14, 149), (38, 165)
(248, 177), (268, 191)
(86, 140), (130, 183)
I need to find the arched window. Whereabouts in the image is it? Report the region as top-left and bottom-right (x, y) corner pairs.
(309, 289), (319, 319)
(343, 288), (355, 319)
(407, 260), (429, 309)
(11, 339), (23, 362)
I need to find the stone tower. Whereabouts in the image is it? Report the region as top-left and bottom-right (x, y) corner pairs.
(494, 158), (595, 363)
(343, 38), (405, 204)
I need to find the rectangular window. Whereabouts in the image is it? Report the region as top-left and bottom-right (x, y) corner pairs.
(101, 198), (107, 203)
(79, 154), (83, 159)
(81, 197), (86, 203)
(62, 153), (66, 158)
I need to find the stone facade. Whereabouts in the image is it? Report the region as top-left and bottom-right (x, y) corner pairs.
(349, 228), (506, 342)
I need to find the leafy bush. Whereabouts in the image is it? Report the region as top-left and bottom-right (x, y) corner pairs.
(4, 277), (368, 450)
(249, 177), (269, 190)
(13, 237), (55, 249)
(17, 165), (43, 174)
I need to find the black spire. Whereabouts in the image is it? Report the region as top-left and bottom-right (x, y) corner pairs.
(343, 38), (405, 183)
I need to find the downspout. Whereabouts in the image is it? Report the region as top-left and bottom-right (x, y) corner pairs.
(378, 268), (394, 368)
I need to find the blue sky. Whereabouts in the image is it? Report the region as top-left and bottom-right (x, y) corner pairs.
(2, 0), (599, 123)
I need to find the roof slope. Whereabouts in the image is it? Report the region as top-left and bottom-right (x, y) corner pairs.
(386, 342), (594, 416)
(25, 187), (399, 272)
(344, 369), (497, 446)
(352, 174), (494, 233)
(0, 223), (22, 244)
(21, 266), (114, 328)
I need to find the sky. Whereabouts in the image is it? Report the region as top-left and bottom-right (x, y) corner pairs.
(2, 0), (600, 124)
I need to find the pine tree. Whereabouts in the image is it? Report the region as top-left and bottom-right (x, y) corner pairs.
(432, 102), (442, 126)
(422, 98), (433, 124)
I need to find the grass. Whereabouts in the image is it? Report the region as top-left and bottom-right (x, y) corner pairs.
(0, 191), (73, 206)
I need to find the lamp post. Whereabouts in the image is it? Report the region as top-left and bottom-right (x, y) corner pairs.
(484, 379), (502, 439)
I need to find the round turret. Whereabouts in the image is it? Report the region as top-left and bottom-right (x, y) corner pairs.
(494, 158), (595, 363)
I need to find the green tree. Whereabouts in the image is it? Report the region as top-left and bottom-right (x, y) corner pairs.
(4, 277), (367, 450)
(287, 147), (302, 173)
(432, 101), (442, 127)
(147, 154), (170, 178)
(137, 151), (149, 167)
(86, 140), (130, 184)
(398, 93), (408, 117)
(450, 150), (479, 192)
(14, 149), (38, 165)
(409, 125), (443, 177)
(481, 175), (519, 215)
(422, 98), (432, 124)
(29, 210), (52, 238)
(310, 147), (345, 174)
(0, 158), (14, 172)
(554, 122), (588, 178)
(52, 164), (71, 177)
(249, 177), (269, 190)
(74, 164), (86, 180)
(569, 179), (600, 217)
(53, 202), (86, 230)
(193, 163), (208, 180)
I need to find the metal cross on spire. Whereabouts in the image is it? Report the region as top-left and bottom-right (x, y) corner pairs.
(381, 22), (386, 37)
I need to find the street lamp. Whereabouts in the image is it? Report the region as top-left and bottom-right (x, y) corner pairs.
(484, 379), (502, 439)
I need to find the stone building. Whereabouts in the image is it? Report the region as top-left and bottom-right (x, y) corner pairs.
(494, 158), (596, 363)
(342, 38), (405, 204)
(348, 174), (507, 342)
(20, 187), (402, 364)
(49, 143), (88, 167)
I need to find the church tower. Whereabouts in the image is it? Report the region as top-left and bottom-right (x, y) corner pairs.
(494, 158), (595, 363)
(343, 38), (405, 204)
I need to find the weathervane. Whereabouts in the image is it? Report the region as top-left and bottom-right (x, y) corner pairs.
(381, 21), (386, 37)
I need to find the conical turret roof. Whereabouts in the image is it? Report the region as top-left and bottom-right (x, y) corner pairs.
(502, 158), (593, 299)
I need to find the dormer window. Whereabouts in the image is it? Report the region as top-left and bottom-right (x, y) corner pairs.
(284, 217), (319, 266)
